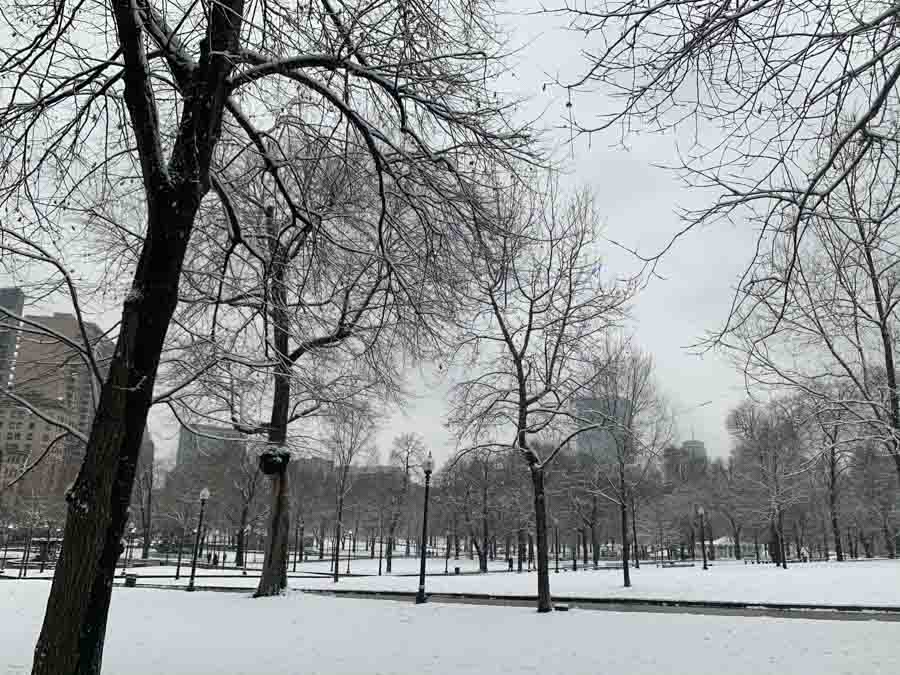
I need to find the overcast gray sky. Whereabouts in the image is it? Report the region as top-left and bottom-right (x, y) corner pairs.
(373, 7), (755, 464)
(5, 3), (756, 466)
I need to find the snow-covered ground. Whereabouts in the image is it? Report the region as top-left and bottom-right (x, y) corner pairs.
(8, 558), (900, 607)
(294, 559), (900, 607)
(2, 582), (897, 674)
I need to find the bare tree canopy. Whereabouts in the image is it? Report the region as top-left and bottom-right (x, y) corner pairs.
(0, 0), (537, 671)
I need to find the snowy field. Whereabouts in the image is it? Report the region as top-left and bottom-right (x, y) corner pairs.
(295, 558), (900, 607)
(2, 582), (898, 675)
(7, 557), (900, 606)
(55, 557), (900, 607)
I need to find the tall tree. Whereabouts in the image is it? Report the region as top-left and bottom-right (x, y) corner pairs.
(1, 0), (532, 669)
(451, 180), (634, 611)
(578, 337), (672, 587)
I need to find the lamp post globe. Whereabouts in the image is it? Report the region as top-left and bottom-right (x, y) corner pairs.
(415, 452), (434, 604)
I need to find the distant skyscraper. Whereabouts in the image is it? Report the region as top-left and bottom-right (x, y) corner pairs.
(682, 439), (707, 462)
(664, 439), (708, 484)
(0, 287), (24, 389)
(177, 424), (245, 467)
(574, 396), (633, 463)
(14, 312), (112, 437)
(9, 312), (114, 493)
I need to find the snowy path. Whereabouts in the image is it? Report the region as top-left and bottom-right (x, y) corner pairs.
(2, 582), (897, 674)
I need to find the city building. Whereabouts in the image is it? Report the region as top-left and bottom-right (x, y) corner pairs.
(11, 311), (114, 489)
(176, 424), (246, 467)
(574, 395), (633, 463)
(0, 393), (78, 497)
(0, 287), (24, 389)
(663, 439), (709, 484)
(682, 439), (707, 462)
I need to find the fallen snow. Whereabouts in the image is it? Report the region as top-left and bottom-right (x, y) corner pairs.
(2, 582), (898, 674)
(293, 559), (900, 607)
(10, 558), (900, 607)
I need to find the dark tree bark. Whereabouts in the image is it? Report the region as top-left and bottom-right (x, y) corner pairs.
(332, 491), (345, 583)
(517, 527), (525, 573)
(235, 505), (249, 567)
(581, 527), (589, 567)
(530, 465), (552, 612)
(731, 523), (742, 560)
(630, 498), (640, 570)
(32, 172), (229, 672)
(479, 484), (489, 573)
(256, 206), (293, 597)
(828, 448), (844, 562)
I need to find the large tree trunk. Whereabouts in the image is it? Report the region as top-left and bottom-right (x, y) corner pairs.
(619, 463), (630, 587)
(235, 506), (249, 567)
(630, 498), (640, 570)
(332, 485), (345, 583)
(581, 527), (589, 567)
(829, 449), (844, 562)
(255, 206), (293, 597)
(620, 501), (631, 587)
(530, 466), (552, 612)
(732, 523), (742, 560)
(32, 185), (203, 675)
(255, 468), (290, 595)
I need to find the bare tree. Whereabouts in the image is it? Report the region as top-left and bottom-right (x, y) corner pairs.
(450, 180), (633, 611)
(1, 0), (535, 667)
(578, 337), (672, 587)
(326, 405), (375, 582)
(728, 398), (811, 569)
(560, 1), (900, 283)
(383, 433), (426, 573)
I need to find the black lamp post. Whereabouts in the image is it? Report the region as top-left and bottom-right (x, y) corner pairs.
(554, 525), (560, 573)
(415, 452), (434, 605)
(187, 487), (210, 591)
(242, 525), (250, 576)
(175, 513), (189, 580)
(346, 530), (353, 575)
(697, 505), (708, 571)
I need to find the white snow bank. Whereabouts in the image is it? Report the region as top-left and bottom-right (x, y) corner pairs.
(2, 582), (897, 674)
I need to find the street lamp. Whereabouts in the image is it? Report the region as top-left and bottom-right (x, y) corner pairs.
(346, 530), (353, 575)
(187, 487), (210, 592)
(129, 526), (136, 568)
(415, 452), (434, 605)
(697, 505), (708, 571)
(242, 524), (250, 576)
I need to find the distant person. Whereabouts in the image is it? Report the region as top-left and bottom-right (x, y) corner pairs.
(206, 552), (212, 565)
(212, 553), (219, 567)
(223, 553), (227, 565)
